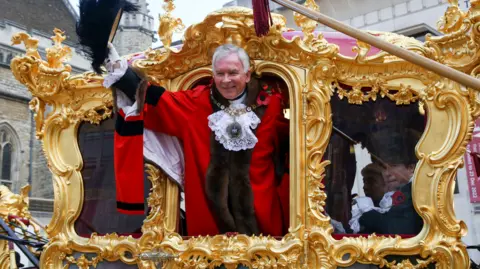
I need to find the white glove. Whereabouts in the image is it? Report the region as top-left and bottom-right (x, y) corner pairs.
(354, 196), (374, 214)
(107, 42), (121, 63)
(103, 42), (127, 88)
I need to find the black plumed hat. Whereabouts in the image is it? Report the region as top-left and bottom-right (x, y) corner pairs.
(76, 0), (139, 74)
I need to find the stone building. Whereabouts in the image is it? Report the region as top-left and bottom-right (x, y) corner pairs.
(0, 0), (155, 224)
(111, 0), (156, 56)
(224, 0), (444, 38)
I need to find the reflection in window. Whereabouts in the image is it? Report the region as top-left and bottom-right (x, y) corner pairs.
(75, 118), (145, 237)
(325, 93), (425, 237)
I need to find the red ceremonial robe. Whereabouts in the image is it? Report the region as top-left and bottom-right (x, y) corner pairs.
(115, 83), (289, 236)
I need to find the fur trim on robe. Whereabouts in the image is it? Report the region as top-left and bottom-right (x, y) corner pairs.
(205, 77), (266, 235)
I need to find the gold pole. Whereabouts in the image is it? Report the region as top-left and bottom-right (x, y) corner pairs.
(8, 242), (17, 269)
(9, 250), (17, 269)
(271, 0), (480, 91)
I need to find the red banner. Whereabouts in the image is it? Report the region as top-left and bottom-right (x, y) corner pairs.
(465, 119), (480, 203)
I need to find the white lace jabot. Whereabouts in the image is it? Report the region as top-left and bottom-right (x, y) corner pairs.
(207, 102), (260, 151)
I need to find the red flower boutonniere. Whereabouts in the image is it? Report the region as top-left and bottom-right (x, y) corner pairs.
(392, 191), (406, 206)
(257, 84), (280, 106)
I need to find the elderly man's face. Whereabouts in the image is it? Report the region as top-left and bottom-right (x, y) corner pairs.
(213, 53), (251, 100)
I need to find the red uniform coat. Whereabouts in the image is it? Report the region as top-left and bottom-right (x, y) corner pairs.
(115, 84), (289, 236)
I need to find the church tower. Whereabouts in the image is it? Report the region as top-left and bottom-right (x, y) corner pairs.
(112, 0), (156, 56)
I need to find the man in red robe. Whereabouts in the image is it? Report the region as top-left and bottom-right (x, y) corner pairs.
(108, 44), (289, 236)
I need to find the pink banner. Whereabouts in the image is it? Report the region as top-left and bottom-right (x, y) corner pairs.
(465, 119), (480, 203)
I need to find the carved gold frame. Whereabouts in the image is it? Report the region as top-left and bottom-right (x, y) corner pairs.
(8, 2), (480, 268)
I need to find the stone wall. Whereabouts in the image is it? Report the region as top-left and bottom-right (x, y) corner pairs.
(113, 29), (154, 56)
(30, 138), (53, 199)
(338, 0), (448, 32)
(0, 63), (30, 98)
(112, 0), (155, 57)
(0, 65), (53, 198)
(0, 67), (31, 193)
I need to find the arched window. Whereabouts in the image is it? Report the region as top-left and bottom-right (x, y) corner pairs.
(0, 124), (20, 190)
(1, 143), (11, 180)
(6, 54), (13, 64)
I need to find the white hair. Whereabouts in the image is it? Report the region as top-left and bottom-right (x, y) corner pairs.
(212, 44), (250, 73)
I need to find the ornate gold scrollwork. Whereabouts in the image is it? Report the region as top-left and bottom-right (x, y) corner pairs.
(0, 185), (48, 268)
(352, 40), (373, 64)
(305, 64), (333, 229)
(158, 0), (185, 49)
(424, 0), (480, 72)
(294, 0), (320, 46)
(134, 7), (338, 81)
(0, 240), (9, 269)
(7, 3), (477, 268)
(469, 65), (480, 118)
(437, 0), (465, 35)
(335, 82), (378, 104)
(65, 254), (103, 269)
(0, 185), (31, 220)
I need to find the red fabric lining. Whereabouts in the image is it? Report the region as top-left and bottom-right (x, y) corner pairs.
(79, 233), (415, 240)
(114, 110), (145, 215)
(116, 208), (144, 215)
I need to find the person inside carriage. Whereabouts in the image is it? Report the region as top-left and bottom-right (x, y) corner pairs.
(351, 129), (423, 235)
(361, 163), (390, 207)
(76, 0), (291, 239)
(325, 87), (425, 237)
(106, 43), (290, 237)
(349, 129), (423, 236)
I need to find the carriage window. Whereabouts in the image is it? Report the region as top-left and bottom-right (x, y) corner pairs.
(325, 90), (425, 237)
(74, 72), (291, 238)
(75, 118), (145, 237)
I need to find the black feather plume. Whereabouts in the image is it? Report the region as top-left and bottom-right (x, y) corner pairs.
(76, 0), (139, 74)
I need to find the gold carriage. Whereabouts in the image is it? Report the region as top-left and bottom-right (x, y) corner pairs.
(3, 0), (480, 268)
